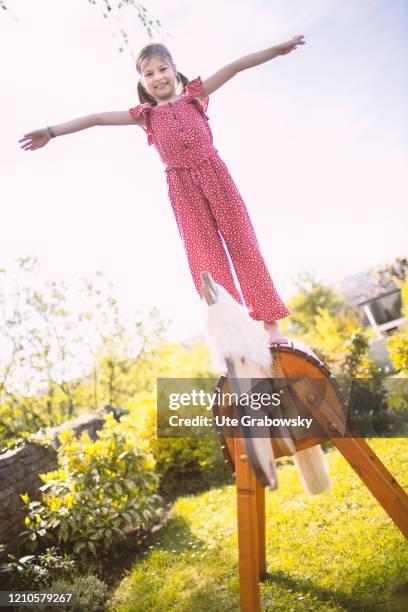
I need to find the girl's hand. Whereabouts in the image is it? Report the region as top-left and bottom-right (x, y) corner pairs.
(276, 35), (305, 56)
(19, 128), (51, 151)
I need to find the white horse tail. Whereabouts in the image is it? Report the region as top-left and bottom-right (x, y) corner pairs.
(294, 445), (331, 495)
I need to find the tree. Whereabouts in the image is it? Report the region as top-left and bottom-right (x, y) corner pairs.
(79, 270), (167, 406)
(282, 271), (343, 337)
(0, 258), (167, 443)
(279, 271), (377, 378)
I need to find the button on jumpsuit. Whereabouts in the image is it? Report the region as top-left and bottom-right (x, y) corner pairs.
(129, 76), (290, 322)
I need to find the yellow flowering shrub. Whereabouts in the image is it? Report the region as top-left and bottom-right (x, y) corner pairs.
(20, 414), (160, 563)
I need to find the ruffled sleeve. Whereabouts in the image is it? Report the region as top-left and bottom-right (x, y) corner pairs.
(184, 76), (209, 116)
(128, 103), (154, 146)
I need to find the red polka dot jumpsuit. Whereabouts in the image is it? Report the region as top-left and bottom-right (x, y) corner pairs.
(129, 76), (290, 322)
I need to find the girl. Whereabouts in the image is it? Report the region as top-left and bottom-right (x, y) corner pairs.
(19, 36), (305, 344)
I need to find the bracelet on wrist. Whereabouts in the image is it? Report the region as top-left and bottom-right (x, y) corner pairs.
(47, 125), (56, 138)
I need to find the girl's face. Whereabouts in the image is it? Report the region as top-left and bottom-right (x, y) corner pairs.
(140, 55), (178, 103)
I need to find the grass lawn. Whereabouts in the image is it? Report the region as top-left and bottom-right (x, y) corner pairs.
(110, 439), (408, 611)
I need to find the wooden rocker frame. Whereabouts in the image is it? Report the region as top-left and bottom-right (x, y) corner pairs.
(201, 271), (408, 611)
(216, 370), (408, 612)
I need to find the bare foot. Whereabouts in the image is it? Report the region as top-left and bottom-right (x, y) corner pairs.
(264, 320), (288, 345)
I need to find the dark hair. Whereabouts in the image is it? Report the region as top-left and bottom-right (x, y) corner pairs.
(135, 43), (189, 105)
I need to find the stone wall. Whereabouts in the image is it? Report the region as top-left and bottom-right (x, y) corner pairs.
(0, 412), (105, 560)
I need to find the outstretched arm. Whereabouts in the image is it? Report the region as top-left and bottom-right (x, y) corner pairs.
(19, 111), (143, 151)
(201, 35), (305, 99)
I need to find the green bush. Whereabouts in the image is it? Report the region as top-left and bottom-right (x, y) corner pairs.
(49, 575), (109, 611)
(387, 327), (408, 374)
(153, 437), (230, 494)
(13, 575), (109, 612)
(20, 414), (161, 564)
(129, 392), (231, 494)
(0, 548), (76, 590)
(387, 278), (408, 374)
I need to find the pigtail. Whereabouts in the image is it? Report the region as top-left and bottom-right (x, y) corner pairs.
(137, 81), (157, 105)
(177, 72), (189, 91)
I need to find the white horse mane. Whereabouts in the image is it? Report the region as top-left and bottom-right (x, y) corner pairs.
(203, 281), (331, 496)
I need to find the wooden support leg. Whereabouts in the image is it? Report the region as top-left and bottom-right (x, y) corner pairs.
(255, 477), (266, 579)
(235, 434), (261, 612)
(331, 436), (408, 538)
(290, 378), (408, 538)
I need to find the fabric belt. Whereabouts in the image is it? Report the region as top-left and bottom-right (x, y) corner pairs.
(164, 151), (219, 186)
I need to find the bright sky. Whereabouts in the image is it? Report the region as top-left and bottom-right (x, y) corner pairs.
(1, 0), (407, 341)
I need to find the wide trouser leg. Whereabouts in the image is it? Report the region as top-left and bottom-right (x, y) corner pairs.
(200, 156), (291, 322)
(166, 168), (243, 306)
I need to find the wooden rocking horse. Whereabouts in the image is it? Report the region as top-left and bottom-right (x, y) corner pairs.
(201, 271), (408, 612)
